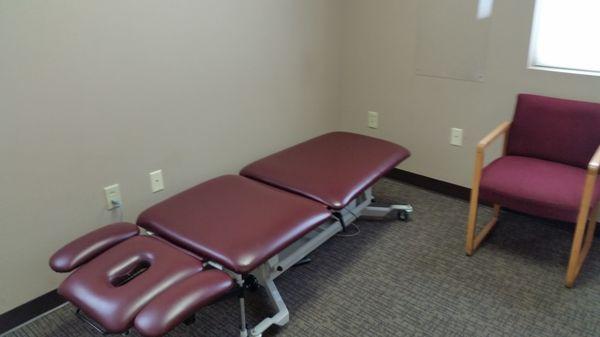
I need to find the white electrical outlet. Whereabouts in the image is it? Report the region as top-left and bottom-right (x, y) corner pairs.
(450, 128), (464, 146)
(104, 184), (122, 210)
(368, 111), (379, 129)
(150, 170), (164, 193)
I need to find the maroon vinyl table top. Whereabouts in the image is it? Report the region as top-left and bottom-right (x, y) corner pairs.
(137, 175), (331, 274)
(241, 132), (410, 209)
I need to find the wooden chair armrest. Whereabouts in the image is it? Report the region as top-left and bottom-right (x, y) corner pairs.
(588, 145), (600, 174)
(477, 121), (511, 153)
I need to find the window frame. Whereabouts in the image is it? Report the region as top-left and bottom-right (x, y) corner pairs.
(528, 0), (600, 77)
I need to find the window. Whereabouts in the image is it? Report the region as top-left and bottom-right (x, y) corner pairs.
(529, 0), (600, 75)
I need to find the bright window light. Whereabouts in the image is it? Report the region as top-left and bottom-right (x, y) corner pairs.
(530, 0), (600, 75)
(477, 0), (494, 20)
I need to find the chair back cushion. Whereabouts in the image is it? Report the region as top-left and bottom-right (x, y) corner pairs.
(507, 94), (600, 168)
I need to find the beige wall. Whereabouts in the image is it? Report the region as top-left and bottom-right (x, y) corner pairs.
(0, 0), (341, 314)
(341, 0), (600, 187)
(5, 0), (600, 316)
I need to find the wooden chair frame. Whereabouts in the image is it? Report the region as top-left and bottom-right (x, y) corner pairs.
(465, 121), (600, 288)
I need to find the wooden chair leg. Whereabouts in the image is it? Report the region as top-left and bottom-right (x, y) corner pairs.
(566, 204), (599, 288)
(466, 201), (501, 256)
(466, 151), (484, 256)
(474, 204), (501, 250)
(465, 190), (480, 256)
(465, 148), (500, 256)
(583, 206), (599, 249)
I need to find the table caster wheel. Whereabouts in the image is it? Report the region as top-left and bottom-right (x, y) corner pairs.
(245, 275), (260, 292)
(184, 314), (196, 325)
(397, 210), (410, 222)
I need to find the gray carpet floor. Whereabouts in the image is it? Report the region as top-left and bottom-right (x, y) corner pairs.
(5, 179), (600, 337)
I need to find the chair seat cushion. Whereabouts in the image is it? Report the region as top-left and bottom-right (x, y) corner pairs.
(137, 175), (331, 274)
(480, 156), (600, 223)
(57, 236), (204, 334)
(240, 132), (410, 209)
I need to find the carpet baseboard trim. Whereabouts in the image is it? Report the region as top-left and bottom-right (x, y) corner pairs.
(385, 168), (471, 201)
(0, 290), (65, 335)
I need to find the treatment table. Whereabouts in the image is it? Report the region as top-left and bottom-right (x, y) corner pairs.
(49, 132), (411, 337)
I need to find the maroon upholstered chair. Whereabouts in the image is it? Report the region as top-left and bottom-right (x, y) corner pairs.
(465, 94), (600, 287)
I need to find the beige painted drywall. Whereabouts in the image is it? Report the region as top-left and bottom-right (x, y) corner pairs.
(5, 0), (600, 316)
(341, 0), (600, 187)
(0, 0), (341, 314)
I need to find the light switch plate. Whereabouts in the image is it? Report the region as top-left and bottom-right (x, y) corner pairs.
(450, 128), (463, 146)
(150, 170), (164, 193)
(368, 111), (379, 129)
(104, 184), (122, 210)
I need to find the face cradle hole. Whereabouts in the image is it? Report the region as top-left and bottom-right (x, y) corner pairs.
(111, 260), (151, 287)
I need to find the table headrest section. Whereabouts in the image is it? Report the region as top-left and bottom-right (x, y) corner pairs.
(57, 236), (204, 334)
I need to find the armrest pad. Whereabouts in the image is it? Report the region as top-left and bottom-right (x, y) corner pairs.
(477, 121), (511, 152)
(134, 270), (234, 337)
(49, 222), (139, 272)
